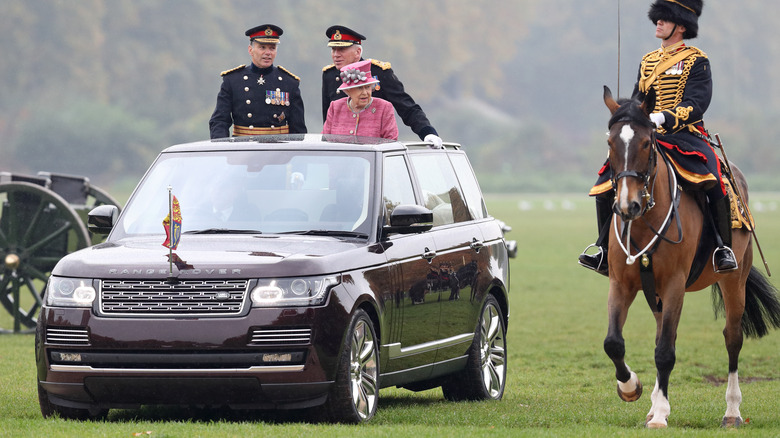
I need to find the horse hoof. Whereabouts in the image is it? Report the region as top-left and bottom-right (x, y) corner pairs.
(646, 419), (668, 429)
(617, 379), (643, 402)
(721, 416), (743, 428)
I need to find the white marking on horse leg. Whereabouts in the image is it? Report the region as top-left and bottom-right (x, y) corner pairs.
(724, 371), (743, 423)
(646, 378), (659, 421)
(618, 125), (634, 212)
(646, 378), (670, 428)
(617, 365), (639, 393)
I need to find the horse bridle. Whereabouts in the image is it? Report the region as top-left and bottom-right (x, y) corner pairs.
(610, 121), (658, 216)
(609, 124), (684, 265)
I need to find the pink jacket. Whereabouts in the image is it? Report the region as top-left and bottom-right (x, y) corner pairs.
(322, 97), (398, 140)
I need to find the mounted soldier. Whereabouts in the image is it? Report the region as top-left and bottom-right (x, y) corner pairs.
(579, 0), (738, 275)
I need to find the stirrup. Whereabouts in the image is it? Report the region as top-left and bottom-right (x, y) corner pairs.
(713, 246), (738, 273)
(579, 244), (608, 275)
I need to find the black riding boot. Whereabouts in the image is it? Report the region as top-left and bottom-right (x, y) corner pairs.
(710, 196), (738, 272)
(578, 195), (613, 276)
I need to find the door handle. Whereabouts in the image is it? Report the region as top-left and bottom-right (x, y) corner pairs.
(422, 247), (436, 261)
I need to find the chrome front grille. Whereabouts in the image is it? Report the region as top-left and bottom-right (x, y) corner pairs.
(250, 328), (312, 345)
(46, 327), (89, 345)
(100, 279), (249, 316)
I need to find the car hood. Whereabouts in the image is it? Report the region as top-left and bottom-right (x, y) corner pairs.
(52, 234), (386, 279)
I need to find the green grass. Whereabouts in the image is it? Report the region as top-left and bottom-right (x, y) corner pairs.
(2, 193), (780, 437)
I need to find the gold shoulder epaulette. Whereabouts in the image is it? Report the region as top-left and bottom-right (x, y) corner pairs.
(322, 64), (336, 72)
(686, 46), (707, 58)
(278, 65), (300, 81)
(370, 59), (392, 70)
(221, 64), (246, 76)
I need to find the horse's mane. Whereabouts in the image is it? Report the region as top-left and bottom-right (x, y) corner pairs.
(608, 95), (655, 130)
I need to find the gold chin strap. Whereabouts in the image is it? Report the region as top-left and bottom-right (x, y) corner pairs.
(664, 0), (696, 14)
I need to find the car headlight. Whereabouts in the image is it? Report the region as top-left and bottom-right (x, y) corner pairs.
(250, 275), (340, 307)
(46, 276), (97, 308)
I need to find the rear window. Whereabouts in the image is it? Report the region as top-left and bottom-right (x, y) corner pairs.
(408, 153), (472, 226)
(449, 153), (487, 220)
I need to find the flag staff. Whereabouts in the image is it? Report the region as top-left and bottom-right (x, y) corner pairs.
(167, 186), (175, 282)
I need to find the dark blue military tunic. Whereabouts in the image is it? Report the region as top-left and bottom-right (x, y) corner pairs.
(210, 63), (306, 139)
(591, 43), (725, 200)
(322, 59), (436, 140)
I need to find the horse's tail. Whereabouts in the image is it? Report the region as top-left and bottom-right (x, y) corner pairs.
(711, 266), (780, 338)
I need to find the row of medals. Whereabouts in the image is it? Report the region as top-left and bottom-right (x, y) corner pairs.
(253, 75), (290, 106)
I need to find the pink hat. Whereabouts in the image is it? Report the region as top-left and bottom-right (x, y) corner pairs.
(338, 60), (379, 91)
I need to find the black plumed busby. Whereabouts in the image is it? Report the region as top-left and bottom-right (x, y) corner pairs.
(648, 0), (703, 39)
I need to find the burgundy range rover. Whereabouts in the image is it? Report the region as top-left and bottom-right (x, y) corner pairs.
(35, 134), (512, 423)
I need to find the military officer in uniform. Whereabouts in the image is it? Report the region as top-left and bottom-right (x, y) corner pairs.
(579, 0), (738, 275)
(321, 25), (442, 147)
(210, 24), (306, 139)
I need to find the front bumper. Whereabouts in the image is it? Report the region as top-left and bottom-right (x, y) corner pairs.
(36, 300), (349, 410)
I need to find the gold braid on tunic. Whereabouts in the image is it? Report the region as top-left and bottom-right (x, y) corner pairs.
(637, 42), (707, 134)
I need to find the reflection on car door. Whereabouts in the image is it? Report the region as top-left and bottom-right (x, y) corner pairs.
(408, 152), (487, 364)
(381, 154), (440, 375)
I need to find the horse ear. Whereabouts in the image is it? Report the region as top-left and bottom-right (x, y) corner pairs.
(640, 88), (656, 117)
(603, 85), (620, 114)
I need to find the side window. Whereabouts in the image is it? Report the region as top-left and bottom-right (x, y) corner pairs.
(450, 154), (487, 220)
(409, 153), (472, 226)
(382, 155), (416, 223)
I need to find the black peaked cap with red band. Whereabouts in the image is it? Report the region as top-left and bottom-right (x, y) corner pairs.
(326, 25), (366, 47)
(245, 24), (283, 44)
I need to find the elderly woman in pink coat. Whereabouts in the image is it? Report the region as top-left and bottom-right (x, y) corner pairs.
(322, 60), (398, 139)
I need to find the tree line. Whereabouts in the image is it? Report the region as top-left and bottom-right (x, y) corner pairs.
(1, 0), (778, 193)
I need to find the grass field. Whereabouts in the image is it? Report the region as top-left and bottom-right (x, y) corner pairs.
(2, 193), (780, 437)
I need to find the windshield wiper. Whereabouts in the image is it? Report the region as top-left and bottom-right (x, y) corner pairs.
(280, 230), (368, 238)
(185, 228), (263, 235)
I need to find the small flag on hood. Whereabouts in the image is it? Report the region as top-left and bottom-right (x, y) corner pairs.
(162, 196), (182, 250)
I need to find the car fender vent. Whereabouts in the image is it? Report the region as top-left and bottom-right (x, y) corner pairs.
(46, 327), (90, 345)
(250, 328), (312, 345)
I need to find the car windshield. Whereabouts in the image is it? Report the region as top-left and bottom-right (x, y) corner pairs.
(112, 149), (374, 239)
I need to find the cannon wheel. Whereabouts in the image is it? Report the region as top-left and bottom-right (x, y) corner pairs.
(88, 184), (120, 208)
(1, 182), (90, 333)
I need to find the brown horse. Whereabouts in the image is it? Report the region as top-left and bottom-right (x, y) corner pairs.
(600, 86), (780, 428)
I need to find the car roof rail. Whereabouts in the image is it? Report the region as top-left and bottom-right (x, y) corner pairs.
(403, 141), (461, 151)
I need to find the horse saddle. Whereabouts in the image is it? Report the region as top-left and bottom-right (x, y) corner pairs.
(684, 170), (751, 288)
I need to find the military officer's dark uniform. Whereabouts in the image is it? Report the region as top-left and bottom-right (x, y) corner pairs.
(321, 26), (438, 141)
(210, 25), (306, 139)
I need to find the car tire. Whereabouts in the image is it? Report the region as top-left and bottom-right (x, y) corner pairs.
(38, 382), (107, 420)
(442, 294), (507, 401)
(325, 309), (379, 423)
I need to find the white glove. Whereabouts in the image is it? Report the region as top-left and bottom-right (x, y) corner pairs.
(424, 134), (443, 149)
(649, 112), (665, 128)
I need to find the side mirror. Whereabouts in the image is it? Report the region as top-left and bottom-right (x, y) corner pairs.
(382, 204), (433, 239)
(88, 204), (119, 235)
